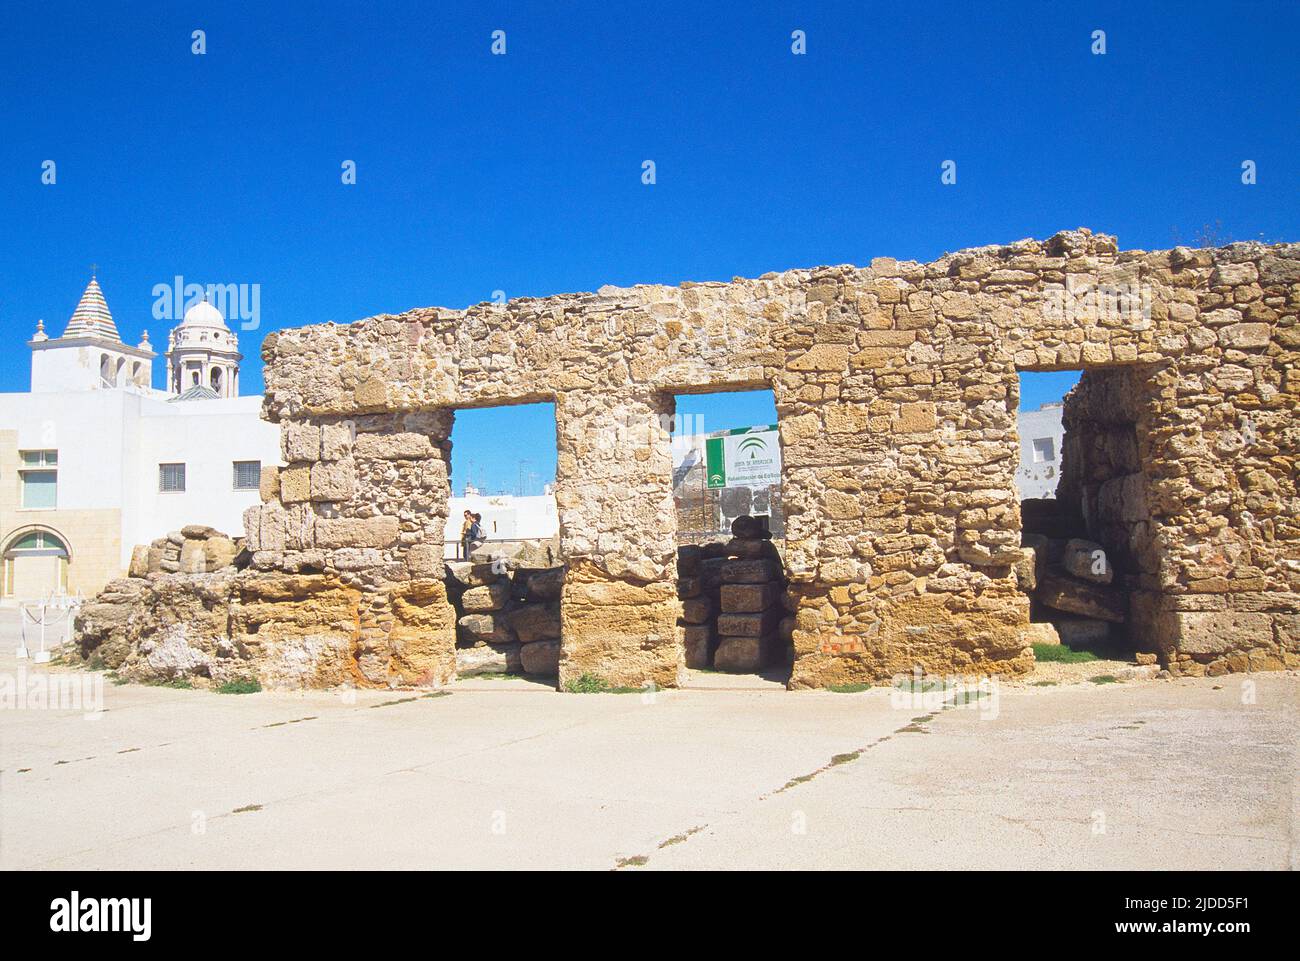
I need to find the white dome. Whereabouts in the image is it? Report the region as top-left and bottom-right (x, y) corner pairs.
(181, 297), (228, 330)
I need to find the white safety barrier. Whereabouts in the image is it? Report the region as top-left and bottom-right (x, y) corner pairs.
(17, 591), (84, 663)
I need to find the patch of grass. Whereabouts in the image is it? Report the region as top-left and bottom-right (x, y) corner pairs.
(896, 723), (929, 734)
(829, 751), (861, 766)
(563, 673), (645, 694)
(216, 678), (262, 695)
(1030, 680), (1058, 687)
(615, 855), (648, 869)
(148, 677), (194, 689)
(1032, 642), (1098, 664)
(231, 803), (262, 814)
(564, 673), (609, 693)
(658, 826), (705, 849)
(1089, 674), (1120, 685)
(86, 654), (106, 672)
(828, 682), (872, 693)
(894, 678), (946, 693)
(950, 690), (987, 705)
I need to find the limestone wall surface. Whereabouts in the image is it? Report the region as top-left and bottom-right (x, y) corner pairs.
(88, 229), (1299, 689)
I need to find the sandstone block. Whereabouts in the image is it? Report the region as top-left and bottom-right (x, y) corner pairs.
(524, 568), (565, 602)
(721, 582), (781, 613)
(320, 422), (354, 461)
(456, 642), (521, 676)
(682, 624), (714, 669)
(520, 639), (561, 676)
(721, 559), (781, 584)
(283, 423), (321, 462)
(280, 466), (311, 504)
(204, 536), (238, 570)
(179, 540), (207, 574)
(1061, 538), (1113, 584)
(680, 595), (715, 624)
(713, 634), (782, 672)
(1053, 618), (1112, 648)
(510, 603), (561, 643)
(1217, 323), (1270, 349)
(354, 432), (434, 460)
(461, 581), (513, 613)
(259, 465), (280, 503)
(406, 543), (442, 578)
(446, 561), (498, 587)
(458, 613), (515, 645)
(717, 608), (781, 637)
(314, 516), (399, 549)
(1024, 622), (1061, 646)
(1037, 572), (1126, 623)
(128, 545), (151, 578)
(1157, 611), (1272, 656)
(310, 461), (355, 501)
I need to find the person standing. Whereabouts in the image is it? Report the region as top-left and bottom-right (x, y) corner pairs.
(459, 510), (474, 559)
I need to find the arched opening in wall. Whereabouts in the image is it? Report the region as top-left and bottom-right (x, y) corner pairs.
(669, 387), (791, 682)
(1016, 368), (1157, 664)
(210, 367), (223, 393)
(1, 528), (70, 601)
(132, 361), (143, 385)
(99, 354), (111, 387)
(445, 401), (562, 683)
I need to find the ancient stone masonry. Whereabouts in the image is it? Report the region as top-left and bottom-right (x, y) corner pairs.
(75, 230), (1300, 689)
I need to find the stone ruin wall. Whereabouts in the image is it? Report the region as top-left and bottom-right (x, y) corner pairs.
(77, 229), (1300, 689)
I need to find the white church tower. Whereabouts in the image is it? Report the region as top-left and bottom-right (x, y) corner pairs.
(28, 275), (155, 393)
(165, 295), (242, 398)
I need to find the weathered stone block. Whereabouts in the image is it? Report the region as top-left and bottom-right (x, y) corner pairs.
(283, 424), (321, 462)
(1157, 611), (1273, 656)
(458, 613), (515, 645)
(721, 582), (781, 613)
(520, 639), (561, 675)
(1036, 572), (1126, 623)
(406, 543), (442, 578)
(456, 642), (521, 676)
(1062, 538), (1113, 584)
(524, 567), (565, 602)
(461, 581), (513, 613)
(1053, 618), (1111, 647)
(717, 608), (781, 637)
(681, 595), (715, 624)
(682, 624), (713, 669)
(310, 461), (355, 501)
(320, 422), (354, 461)
(354, 432), (434, 460)
(510, 603), (561, 643)
(280, 466), (311, 504)
(314, 516), (399, 549)
(721, 559), (781, 584)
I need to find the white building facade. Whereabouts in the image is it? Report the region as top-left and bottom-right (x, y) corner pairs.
(1015, 402), (1066, 500)
(0, 277), (279, 603)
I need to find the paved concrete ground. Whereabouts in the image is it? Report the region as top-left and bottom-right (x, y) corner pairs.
(0, 610), (1295, 870)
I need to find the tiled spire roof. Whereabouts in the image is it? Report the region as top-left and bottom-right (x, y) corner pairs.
(63, 276), (121, 342)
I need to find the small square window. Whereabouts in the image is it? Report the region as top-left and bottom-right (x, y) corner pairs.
(1032, 437), (1055, 463)
(233, 461), (261, 491)
(159, 463), (186, 492)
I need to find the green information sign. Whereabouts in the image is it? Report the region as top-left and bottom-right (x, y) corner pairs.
(705, 437), (726, 489)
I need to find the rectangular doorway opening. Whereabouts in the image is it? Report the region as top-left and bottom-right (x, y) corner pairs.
(669, 387), (791, 683)
(1016, 369), (1156, 662)
(445, 402), (562, 682)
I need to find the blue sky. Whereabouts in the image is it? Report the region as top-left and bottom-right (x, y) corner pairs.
(2, 1), (1296, 492)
